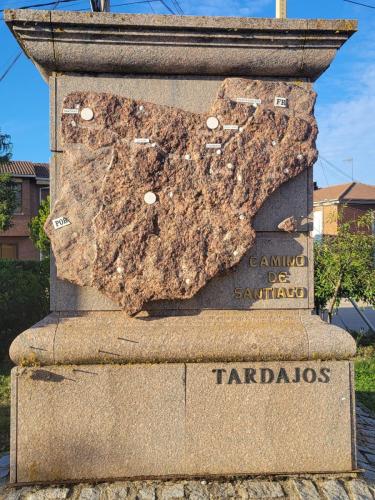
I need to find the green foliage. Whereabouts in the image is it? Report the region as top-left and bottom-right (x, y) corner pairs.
(0, 259), (50, 357)
(0, 374), (10, 452)
(314, 210), (375, 316)
(0, 173), (17, 232)
(355, 346), (375, 413)
(0, 129), (12, 163)
(0, 255), (49, 452)
(29, 196), (50, 255)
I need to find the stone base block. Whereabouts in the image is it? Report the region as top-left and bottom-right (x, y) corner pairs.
(11, 361), (356, 484)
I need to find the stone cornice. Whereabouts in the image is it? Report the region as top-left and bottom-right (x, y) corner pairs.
(5, 10), (357, 80)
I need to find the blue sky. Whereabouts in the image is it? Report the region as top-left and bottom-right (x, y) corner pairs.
(0, 0), (374, 187)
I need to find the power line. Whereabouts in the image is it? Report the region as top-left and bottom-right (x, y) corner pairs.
(319, 154), (357, 182)
(159, 0), (175, 14)
(0, 52), (22, 83)
(110, 0), (174, 11)
(343, 0), (375, 8)
(319, 158), (329, 186)
(171, 0), (183, 14)
(107, 0), (163, 8)
(147, 0), (156, 12)
(0, 0), (78, 11)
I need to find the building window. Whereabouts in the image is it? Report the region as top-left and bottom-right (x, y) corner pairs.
(40, 187), (49, 203)
(0, 243), (17, 259)
(12, 182), (22, 214)
(313, 210), (323, 240)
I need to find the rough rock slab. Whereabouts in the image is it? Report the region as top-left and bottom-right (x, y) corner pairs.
(45, 79), (317, 315)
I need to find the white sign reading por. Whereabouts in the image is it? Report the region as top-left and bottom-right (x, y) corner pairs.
(52, 217), (71, 230)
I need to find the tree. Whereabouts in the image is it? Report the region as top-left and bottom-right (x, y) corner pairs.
(29, 196), (50, 256)
(0, 173), (17, 232)
(0, 129), (12, 163)
(314, 210), (375, 322)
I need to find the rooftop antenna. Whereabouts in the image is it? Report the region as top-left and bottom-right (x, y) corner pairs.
(343, 158), (354, 181)
(276, 0), (287, 18)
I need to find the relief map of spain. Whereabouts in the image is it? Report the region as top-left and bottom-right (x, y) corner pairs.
(46, 78), (318, 315)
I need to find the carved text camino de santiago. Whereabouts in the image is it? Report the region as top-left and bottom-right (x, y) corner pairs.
(234, 253), (307, 300)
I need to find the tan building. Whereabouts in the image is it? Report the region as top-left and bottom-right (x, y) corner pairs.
(313, 182), (375, 237)
(0, 160), (49, 260)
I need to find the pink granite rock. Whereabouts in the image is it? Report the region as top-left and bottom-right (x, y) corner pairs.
(46, 78), (318, 315)
(278, 216), (298, 233)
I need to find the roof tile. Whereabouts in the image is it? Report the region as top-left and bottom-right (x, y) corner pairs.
(0, 160), (49, 179)
(314, 182), (375, 203)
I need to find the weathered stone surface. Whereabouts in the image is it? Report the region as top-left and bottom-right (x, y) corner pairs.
(3, 478), (373, 500)
(157, 483), (185, 499)
(24, 488), (70, 499)
(136, 484), (156, 500)
(346, 479), (374, 499)
(103, 483), (130, 500)
(77, 487), (101, 500)
(242, 480), (285, 498)
(45, 78), (317, 315)
(319, 480), (350, 499)
(183, 481), (209, 500)
(289, 479), (321, 499)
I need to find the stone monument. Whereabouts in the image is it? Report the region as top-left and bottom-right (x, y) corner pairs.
(5, 10), (358, 484)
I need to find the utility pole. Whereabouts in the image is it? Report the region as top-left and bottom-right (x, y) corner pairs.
(276, 0), (287, 18)
(90, 0), (110, 11)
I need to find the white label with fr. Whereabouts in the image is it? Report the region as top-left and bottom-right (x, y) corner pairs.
(274, 97), (288, 108)
(206, 143), (222, 149)
(223, 125), (239, 130)
(52, 217), (71, 230)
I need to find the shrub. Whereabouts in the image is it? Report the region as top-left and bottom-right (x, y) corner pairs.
(0, 259), (50, 357)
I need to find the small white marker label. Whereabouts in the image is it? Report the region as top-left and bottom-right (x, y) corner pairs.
(223, 125), (239, 131)
(234, 98), (261, 105)
(52, 217), (71, 230)
(134, 138), (150, 144)
(274, 97), (288, 108)
(63, 108), (79, 115)
(206, 143), (222, 149)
